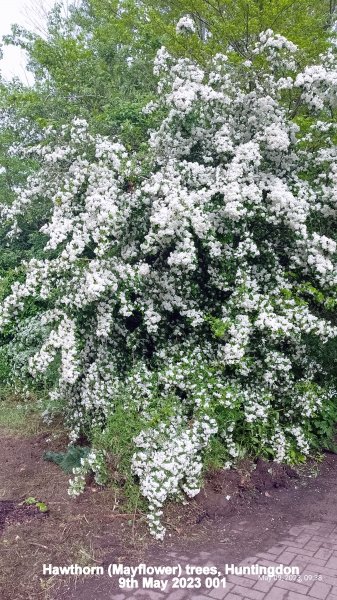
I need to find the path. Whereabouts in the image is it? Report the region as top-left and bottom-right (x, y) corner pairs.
(114, 521), (337, 600)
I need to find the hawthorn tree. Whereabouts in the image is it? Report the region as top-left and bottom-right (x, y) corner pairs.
(1, 26), (337, 537)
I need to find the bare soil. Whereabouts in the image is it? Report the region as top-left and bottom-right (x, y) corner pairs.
(0, 500), (48, 533)
(1, 428), (337, 600)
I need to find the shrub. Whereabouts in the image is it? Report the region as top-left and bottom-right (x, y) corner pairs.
(1, 30), (337, 537)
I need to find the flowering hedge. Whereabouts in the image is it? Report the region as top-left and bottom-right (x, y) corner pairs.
(1, 30), (337, 537)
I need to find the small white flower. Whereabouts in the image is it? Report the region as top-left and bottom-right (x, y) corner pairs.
(176, 15), (196, 34)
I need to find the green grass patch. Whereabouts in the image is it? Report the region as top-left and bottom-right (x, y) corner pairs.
(0, 389), (48, 435)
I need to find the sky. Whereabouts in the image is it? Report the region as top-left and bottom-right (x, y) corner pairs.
(0, 0), (55, 82)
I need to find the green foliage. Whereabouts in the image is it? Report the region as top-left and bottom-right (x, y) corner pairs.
(43, 446), (90, 474)
(208, 316), (232, 339)
(23, 497), (49, 512)
(23, 496), (37, 505)
(309, 398), (337, 452)
(92, 404), (146, 510)
(204, 436), (231, 470)
(121, 0), (334, 65)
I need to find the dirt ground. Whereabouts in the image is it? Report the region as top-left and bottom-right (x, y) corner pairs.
(1, 428), (337, 600)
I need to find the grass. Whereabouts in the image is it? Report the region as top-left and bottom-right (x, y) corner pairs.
(0, 389), (49, 436)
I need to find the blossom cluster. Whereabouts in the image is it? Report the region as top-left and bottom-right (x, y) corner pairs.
(68, 449), (107, 497)
(132, 415), (217, 538)
(176, 15), (196, 35)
